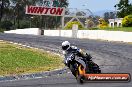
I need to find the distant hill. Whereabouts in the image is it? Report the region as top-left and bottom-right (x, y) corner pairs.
(93, 10), (114, 17)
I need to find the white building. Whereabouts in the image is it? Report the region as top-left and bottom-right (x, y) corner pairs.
(108, 18), (123, 27)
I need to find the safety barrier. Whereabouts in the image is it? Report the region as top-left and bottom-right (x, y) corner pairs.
(4, 29), (132, 42)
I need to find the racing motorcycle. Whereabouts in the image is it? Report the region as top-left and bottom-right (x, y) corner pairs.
(65, 53), (101, 84)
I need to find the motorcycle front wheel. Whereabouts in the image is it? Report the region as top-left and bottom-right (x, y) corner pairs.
(76, 64), (86, 84)
(77, 75), (84, 84)
(69, 64), (77, 77)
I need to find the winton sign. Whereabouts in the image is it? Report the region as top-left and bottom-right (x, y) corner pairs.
(25, 6), (65, 16)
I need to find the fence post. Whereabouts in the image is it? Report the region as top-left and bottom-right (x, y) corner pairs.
(72, 24), (78, 38)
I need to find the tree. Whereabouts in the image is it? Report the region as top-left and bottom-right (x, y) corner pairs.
(0, 0), (69, 29)
(122, 15), (132, 27)
(104, 12), (109, 22)
(0, 0), (10, 22)
(0, 20), (13, 30)
(10, 0), (28, 28)
(10, 0), (37, 28)
(65, 21), (84, 30)
(104, 12), (115, 22)
(92, 16), (100, 26)
(39, 0), (69, 29)
(58, 0), (69, 8)
(109, 12), (115, 19)
(27, 0), (69, 29)
(116, 0), (132, 18)
(98, 18), (108, 28)
(87, 20), (94, 28)
(76, 11), (86, 16)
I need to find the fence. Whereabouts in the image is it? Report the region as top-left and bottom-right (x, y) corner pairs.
(4, 28), (132, 42)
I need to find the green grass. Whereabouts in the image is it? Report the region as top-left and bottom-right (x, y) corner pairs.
(88, 27), (132, 32)
(0, 41), (64, 76)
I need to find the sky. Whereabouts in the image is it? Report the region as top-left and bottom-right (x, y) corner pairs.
(68, 0), (132, 12)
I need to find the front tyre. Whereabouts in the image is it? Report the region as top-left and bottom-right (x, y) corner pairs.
(77, 75), (84, 84)
(69, 64), (76, 77)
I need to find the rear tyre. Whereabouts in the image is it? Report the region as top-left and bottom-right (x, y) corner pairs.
(88, 61), (101, 73)
(94, 64), (101, 73)
(97, 67), (101, 73)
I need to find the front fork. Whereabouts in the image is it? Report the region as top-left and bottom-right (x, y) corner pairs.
(76, 64), (86, 84)
(69, 62), (86, 78)
(78, 64), (86, 75)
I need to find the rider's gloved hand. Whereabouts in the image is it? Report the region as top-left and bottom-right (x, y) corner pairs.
(85, 53), (92, 61)
(70, 54), (75, 60)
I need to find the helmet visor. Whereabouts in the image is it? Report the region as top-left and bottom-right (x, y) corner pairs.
(62, 45), (69, 50)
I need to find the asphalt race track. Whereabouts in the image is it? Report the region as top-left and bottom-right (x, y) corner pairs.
(0, 33), (132, 87)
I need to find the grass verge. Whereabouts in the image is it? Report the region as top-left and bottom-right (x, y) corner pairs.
(0, 40), (64, 76)
(88, 27), (132, 32)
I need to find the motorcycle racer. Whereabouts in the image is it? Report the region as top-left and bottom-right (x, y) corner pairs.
(61, 41), (92, 65)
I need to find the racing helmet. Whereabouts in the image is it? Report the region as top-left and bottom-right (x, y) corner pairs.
(62, 41), (70, 50)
